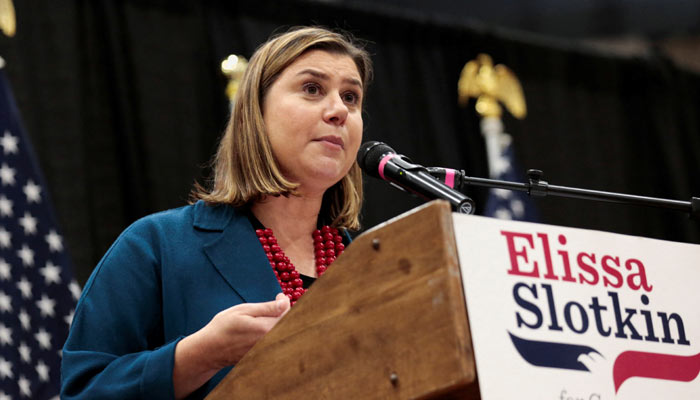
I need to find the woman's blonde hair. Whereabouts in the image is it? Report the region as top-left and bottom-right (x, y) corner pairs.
(192, 26), (372, 230)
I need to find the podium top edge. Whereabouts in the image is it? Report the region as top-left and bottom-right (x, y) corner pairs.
(361, 200), (451, 237)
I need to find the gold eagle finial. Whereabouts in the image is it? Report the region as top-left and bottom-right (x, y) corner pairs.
(0, 0), (16, 37)
(457, 54), (526, 119)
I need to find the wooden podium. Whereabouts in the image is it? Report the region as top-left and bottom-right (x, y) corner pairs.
(206, 201), (479, 399)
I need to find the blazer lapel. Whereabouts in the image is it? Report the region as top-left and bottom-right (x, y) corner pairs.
(194, 201), (281, 303)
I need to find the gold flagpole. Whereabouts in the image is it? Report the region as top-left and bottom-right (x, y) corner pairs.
(221, 54), (248, 107)
(0, 0), (16, 38)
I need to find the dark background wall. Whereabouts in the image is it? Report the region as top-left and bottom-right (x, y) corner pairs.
(334, 0), (700, 39)
(0, 0), (698, 285)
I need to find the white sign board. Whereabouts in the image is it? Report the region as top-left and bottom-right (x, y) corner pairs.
(453, 214), (700, 400)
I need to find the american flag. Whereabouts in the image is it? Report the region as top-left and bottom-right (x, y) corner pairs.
(0, 66), (80, 399)
(482, 129), (539, 222)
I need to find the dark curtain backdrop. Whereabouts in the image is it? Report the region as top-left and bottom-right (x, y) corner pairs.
(1, 0), (698, 284)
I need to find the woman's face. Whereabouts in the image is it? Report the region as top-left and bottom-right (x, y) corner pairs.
(262, 49), (363, 195)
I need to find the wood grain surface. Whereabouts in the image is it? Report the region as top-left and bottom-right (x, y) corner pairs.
(206, 201), (479, 399)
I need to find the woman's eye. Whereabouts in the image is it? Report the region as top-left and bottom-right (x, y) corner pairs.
(342, 91), (360, 105)
(303, 83), (321, 95)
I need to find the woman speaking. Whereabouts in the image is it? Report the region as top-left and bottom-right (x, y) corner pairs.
(61, 26), (373, 399)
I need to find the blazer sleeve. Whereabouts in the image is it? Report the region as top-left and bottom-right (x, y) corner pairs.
(61, 219), (180, 400)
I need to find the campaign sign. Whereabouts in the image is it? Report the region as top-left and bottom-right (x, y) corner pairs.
(453, 214), (700, 400)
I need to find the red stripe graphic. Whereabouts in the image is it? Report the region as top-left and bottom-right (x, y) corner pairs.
(613, 351), (700, 392)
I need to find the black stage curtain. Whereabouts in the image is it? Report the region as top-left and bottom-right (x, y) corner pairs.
(1, 0), (698, 284)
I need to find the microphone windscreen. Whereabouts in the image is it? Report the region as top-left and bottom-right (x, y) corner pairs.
(357, 141), (395, 178)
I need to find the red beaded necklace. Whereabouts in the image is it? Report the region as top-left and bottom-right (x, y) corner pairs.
(255, 226), (345, 306)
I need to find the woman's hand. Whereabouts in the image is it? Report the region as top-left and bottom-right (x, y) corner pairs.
(173, 293), (291, 399)
(199, 292), (291, 367)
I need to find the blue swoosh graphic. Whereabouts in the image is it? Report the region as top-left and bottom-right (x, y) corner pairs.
(508, 331), (601, 371)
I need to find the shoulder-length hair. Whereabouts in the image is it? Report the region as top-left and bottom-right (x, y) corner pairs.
(192, 26), (372, 230)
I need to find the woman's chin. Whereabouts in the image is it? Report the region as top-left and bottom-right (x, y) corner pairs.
(312, 156), (350, 176)
(294, 167), (345, 192)
(280, 156), (352, 193)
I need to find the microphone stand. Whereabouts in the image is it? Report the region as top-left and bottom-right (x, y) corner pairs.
(440, 168), (700, 221)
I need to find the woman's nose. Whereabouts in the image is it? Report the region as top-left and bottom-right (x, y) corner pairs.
(323, 93), (348, 126)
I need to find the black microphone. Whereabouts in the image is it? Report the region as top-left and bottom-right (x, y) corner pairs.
(357, 141), (475, 214)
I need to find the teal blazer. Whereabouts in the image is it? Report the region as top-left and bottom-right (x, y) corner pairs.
(61, 201), (284, 399)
